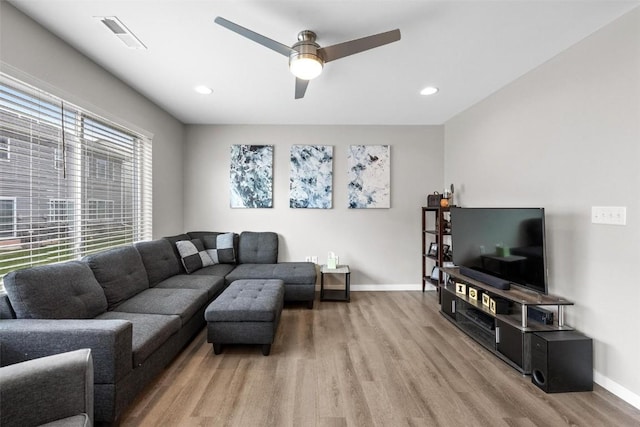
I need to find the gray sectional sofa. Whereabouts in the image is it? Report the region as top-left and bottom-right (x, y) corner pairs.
(0, 231), (316, 425)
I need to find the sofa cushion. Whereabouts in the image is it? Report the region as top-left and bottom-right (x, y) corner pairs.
(154, 274), (226, 299)
(134, 240), (181, 287)
(176, 239), (213, 274)
(113, 288), (209, 325)
(96, 311), (181, 366)
(237, 231), (278, 264)
(84, 246), (149, 310)
(226, 262), (316, 285)
(192, 263), (236, 278)
(202, 233), (236, 264)
(2, 261), (108, 319)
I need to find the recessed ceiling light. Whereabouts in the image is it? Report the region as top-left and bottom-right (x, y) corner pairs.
(194, 85), (213, 95)
(420, 86), (439, 96)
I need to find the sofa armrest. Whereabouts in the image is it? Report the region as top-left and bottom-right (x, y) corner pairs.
(0, 319), (132, 384)
(0, 348), (93, 427)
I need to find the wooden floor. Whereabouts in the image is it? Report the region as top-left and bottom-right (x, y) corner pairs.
(120, 291), (640, 427)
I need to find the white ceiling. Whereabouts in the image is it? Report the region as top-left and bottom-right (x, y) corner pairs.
(8, 1), (640, 125)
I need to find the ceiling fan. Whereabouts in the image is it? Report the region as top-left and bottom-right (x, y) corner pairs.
(214, 17), (401, 99)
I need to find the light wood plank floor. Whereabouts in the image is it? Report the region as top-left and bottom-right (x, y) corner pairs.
(120, 291), (640, 426)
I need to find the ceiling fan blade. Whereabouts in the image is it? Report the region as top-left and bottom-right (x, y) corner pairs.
(214, 17), (293, 57)
(295, 78), (310, 99)
(318, 29), (401, 63)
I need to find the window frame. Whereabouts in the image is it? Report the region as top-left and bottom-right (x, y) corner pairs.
(0, 197), (17, 239)
(49, 199), (74, 223)
(0, 135), (9, 161)
(87, 199), (115, 221)
(0, 73), (153, 286)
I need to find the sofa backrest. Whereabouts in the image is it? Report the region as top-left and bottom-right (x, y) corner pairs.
(84, 246), (149, 310)
(163, 234), (191, 273)
(134, 239), (181, 286)
(237, 231), (278, 264)
(2, 261), (108, 319)
(0, 294), (16, 319)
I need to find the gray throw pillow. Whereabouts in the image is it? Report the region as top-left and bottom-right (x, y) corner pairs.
(176, 239), (213, 273)
(203, 232), (236, 264)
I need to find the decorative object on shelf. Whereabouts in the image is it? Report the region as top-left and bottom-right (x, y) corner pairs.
(289, 145), (333, 208)
(442, 244), (451, 261)
(441, 184), (455, 207)
(230, 145), (273, 208)
(427, 242), (438, 257)
(327, 251), (339, 269)
(489, 297), (510, 315)
(482, 293), (491, 307)
(347, 145), (390, 208)
(455, 282), (466, 295)
(430, 266), (440, 283)
(427, 191), (442, 207)
(468, 287), (478, 301)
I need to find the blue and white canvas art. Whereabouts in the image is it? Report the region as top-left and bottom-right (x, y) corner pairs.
(230, 145), (273, 208)
(347, 145), (390, 209)
(289, 145), (333, 209)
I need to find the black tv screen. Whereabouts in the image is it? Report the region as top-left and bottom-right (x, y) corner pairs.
(450, 207), (548, 294)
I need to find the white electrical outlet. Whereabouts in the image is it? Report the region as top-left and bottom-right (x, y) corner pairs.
(592, 206), (627, 225)
(305, 256), (311, 262)
(311, 256), (318, 264)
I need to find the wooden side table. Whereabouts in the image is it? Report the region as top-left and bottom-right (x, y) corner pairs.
(320, 264), (350, 302)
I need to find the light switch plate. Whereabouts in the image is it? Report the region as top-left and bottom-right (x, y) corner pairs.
(592, 206), (626, 225)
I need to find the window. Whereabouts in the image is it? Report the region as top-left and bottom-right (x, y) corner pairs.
(49, 199), (74, 222)
(0, 198), (16, 238)
(88, 199), (114, 220)
(54, 148), (64, 170)
(0, 73), (152, 283)
(94, 158), (109, 180)
(0, 136), (8, 161)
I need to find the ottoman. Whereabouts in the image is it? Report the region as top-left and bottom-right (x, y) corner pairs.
(205, 279), (284, 356)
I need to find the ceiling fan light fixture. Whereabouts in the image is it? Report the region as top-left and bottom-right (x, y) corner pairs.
(289, 54), (323, 80)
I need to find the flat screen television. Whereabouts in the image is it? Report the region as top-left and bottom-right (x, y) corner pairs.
(450, 207), (548, 294)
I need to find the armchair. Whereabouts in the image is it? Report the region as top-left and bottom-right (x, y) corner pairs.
(0, 348), (93, 427)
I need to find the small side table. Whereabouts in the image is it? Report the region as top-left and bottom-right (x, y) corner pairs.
(320, 264), (350, 302)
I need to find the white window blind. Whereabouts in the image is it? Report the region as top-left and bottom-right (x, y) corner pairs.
(0, 73), (152, 285)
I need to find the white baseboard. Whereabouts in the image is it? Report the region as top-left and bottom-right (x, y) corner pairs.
(350, 284), (437, 291)
(594, 371), (640, 410)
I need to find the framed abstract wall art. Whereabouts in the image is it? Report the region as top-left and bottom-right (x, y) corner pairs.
(347, 145), (390, 208)
(230, 144), (273, 208)
(289, 145), (333, 208)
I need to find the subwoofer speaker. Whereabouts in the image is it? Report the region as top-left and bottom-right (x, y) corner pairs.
(531, 331), (593, 393)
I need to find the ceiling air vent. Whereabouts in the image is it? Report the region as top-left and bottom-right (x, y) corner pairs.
(95, 16), (147, 50)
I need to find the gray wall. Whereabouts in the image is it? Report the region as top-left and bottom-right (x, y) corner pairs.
(184, 125), (443, 287)
(444, 8), (640, 403)
(0, 2), (185, 238)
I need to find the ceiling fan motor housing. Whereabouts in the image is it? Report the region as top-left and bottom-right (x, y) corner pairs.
(289, 30), (324, 80)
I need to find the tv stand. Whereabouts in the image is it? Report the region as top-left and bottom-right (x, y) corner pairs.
(440, 267), (574, 374)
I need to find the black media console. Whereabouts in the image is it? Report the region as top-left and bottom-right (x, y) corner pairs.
(440, 267), (590, 388)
